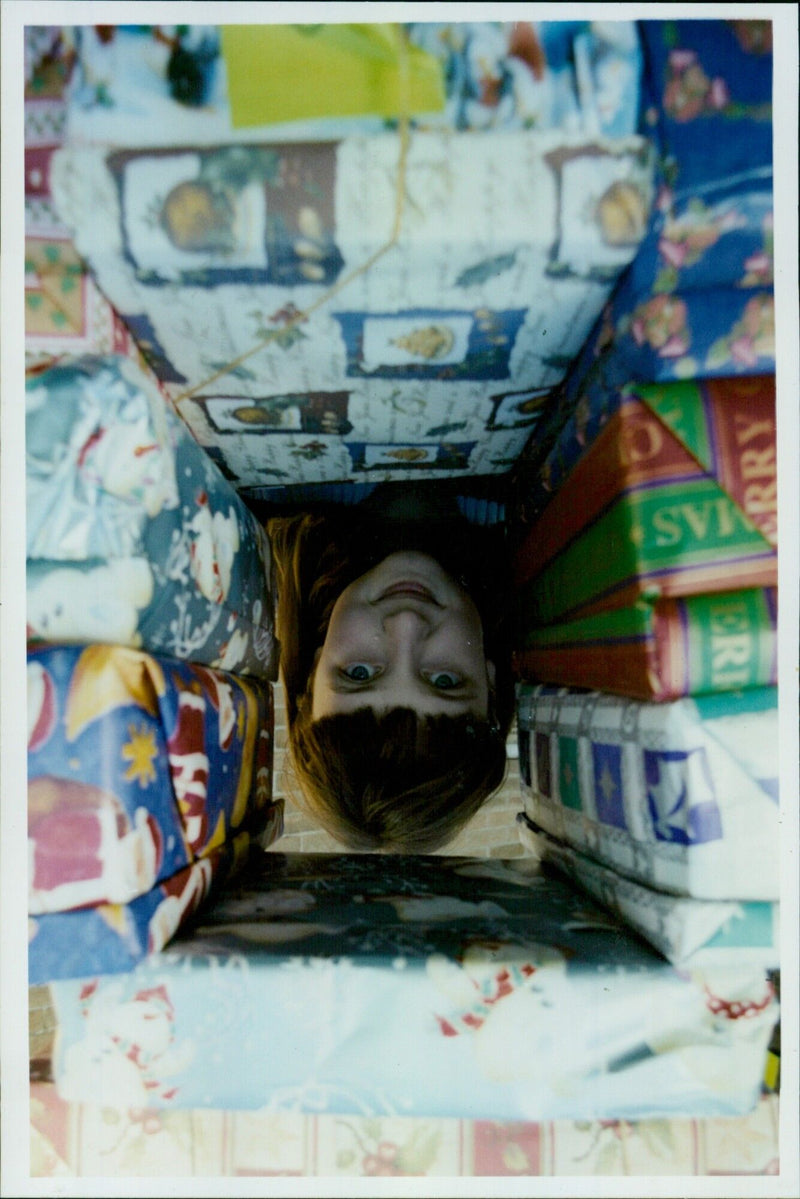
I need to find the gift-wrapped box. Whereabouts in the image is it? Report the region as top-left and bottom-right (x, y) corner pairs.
(517, 816), (779, 969)
(59, 22), (642, 146)
(47, 852), (777, 1121)
(27, 643), (278, 915)
(638, 19), (772, 198)
(514, 376), (776, 627)
(26, 354), (278, 678)
(622, 185), (773, 302)
(28, 830), (283, 985)
(516, 683), (779, 901)
(24, 38), (138, 373)
(514, 587), (777, 701)
(602, 285), (774, 385)
(508, 15), (775, 509)
(49, 121), (654, 493)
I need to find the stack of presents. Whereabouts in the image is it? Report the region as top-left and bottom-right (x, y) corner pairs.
(20, 17), (786, 1174)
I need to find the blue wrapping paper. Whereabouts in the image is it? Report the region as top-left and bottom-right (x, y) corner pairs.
(48, 852), (778, 1121)
(27, 643), (277, 916)
(637, 19), (772, 198)
(26, 354), (278, 678)
(28, 830), (279, 984)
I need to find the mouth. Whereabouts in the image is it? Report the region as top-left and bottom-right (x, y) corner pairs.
(376, 581), (441, 605)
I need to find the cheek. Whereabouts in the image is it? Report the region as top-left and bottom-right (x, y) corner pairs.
(447, 608), (486, 657)
(321, 604), (379, 662)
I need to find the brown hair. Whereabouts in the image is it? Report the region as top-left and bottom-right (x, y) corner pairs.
(268, 507), (514, 851)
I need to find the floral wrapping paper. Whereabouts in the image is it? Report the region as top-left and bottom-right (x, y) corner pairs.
(513, 588), (777, 702)
(49, 122), (654, 493)
(513, 376), (776, 626)
(516, 684), (778, 902)
(604, 17), (774, 386)
(27, 642), (278, 919)
(506, 17), (774, 510)
(638, 19), (772, 199)
(26, 1081), (781, 1179)
(26, 355), (278, 678)
(517, 817), (778, 970)
(48, 853), (778, 1122)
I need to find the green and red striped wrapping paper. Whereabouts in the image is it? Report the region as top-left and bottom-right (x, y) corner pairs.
(514, 586), (777, 701)
(514, 376), (776, 628)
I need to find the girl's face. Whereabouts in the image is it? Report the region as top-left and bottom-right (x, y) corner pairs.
(311, 552), (495, 720)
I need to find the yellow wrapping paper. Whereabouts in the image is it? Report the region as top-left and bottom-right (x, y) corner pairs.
(220, 23), (446, 127)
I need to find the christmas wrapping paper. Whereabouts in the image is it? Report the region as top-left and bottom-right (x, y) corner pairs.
(514, 376), (776, 626)
(516, 683), (779, 901)
(26, 355), (278, 678)
(516, 816), (779, 969)
(28, 830), (280, 985)
(48, 852), (778, 1122)
(27, 643), (278, 916)
(59, 22), (642, 146)
(513, 587), (777, 702)
(508, 18), (774, 513)
(49, 125), (654, 494)
(24, 41), (138, 374)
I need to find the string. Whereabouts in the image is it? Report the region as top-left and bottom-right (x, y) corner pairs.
(170, 29), (414, 407)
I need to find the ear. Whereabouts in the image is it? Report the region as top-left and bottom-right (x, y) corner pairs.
(485, 659), (497, 690)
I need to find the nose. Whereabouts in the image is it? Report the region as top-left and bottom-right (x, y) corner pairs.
(380, 606), (433, 641)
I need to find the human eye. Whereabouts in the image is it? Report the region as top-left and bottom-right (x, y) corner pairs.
(340, 663), (381, 683)
(425, 670), (464, 691)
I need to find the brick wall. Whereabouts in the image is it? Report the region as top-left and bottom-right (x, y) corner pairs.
(267, 682), (525, 857)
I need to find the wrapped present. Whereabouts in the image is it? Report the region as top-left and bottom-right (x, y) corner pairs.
(49, 124), (654, 493)
(622, 186), (773, 301)
(47, 852), (778, 1121)
(24, 42), (140, 374)
(517, 816), (779, 969)
(509, 15), (775, 503)
(28, 830), (278, 985)
(638, 19), (772, 198)
(516, 683), (779, 901)
(514, 376), (776, 626)
(605, 284), (774, 385)
(27, 643), (277, 914)
(514, 587), (777, 701)
(59, 22), (643, 145)
(25, 230), (132, 367)
(26, 355), (278, 677)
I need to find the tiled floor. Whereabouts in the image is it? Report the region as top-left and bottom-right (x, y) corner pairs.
(267, 682), (526, 857)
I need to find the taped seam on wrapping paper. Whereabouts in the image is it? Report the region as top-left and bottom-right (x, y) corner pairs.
(171, 45), (415, 406)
